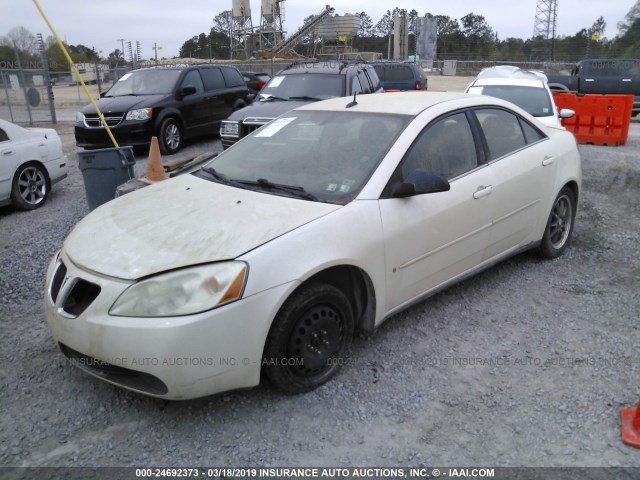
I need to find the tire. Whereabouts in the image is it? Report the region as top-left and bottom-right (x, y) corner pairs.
(11, 162), (49, 210)
(263, 283), (354, 394)
(537, 186), (576, 258)
(158, 118), (182, 155)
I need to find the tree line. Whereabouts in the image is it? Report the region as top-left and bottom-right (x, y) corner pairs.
(1, 2), (639, 70)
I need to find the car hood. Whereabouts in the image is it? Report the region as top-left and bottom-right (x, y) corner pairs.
(226, 99), (312, 121)
(80, 94), (169, 114)
(63, 174), (340, 280)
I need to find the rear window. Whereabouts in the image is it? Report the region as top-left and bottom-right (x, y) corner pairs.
(374, 63), (414, 82)
(473, 85), (554, 118)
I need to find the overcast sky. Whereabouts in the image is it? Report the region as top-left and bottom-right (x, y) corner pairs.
(1, 0), (634, 59)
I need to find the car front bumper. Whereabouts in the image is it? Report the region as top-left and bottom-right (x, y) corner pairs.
(75, 122), (153, 149)
(43, 250), (294, 400)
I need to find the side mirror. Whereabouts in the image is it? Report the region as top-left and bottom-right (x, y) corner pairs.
(178, 85), (197, 99)
(391, 170), (450, 198)
(559, 108), (575, 119)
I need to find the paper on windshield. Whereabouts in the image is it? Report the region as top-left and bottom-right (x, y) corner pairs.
(255, 117), (296, 137)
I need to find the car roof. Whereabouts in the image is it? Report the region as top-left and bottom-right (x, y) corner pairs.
(299, 91), (474, 116)
(473, 66), (548, 84)
(279, 61), (370, 75)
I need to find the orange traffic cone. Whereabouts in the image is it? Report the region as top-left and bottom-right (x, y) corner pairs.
(144, 136), (167, 183)
(621, 402), (640, 448)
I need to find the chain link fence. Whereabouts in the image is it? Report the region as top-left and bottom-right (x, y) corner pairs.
(1, 58), (579, 127)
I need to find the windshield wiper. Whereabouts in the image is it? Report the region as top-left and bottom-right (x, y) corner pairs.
(199, 166), (241, 186)
(288, 95), (324, 101)
(237, 178), (320, 201)
(260, 95), (289, 101)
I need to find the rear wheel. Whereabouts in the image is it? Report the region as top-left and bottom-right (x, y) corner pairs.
(537, 186), (576, 258)
(263, 283), (354, 393)
(158, 118), (182, 155)
(11, 162), (49, 210)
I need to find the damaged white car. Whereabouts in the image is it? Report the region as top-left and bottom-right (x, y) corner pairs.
(44, 92), (581, 399)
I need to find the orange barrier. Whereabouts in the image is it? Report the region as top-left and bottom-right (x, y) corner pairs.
(553, 93), (634, 146)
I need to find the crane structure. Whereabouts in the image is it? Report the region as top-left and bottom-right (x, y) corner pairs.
(531, 0), (559, 61)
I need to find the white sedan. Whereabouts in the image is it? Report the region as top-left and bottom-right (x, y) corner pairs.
(44, 92), (581, 400)
(0, 118), (68, 210)
(465, 65), (575, 127)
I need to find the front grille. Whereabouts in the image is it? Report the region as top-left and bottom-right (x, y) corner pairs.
(242, 117), (273, 136)
(84, 113), (124, 128)
(59, 343), (169, 396)
(49, 260), (101, 318)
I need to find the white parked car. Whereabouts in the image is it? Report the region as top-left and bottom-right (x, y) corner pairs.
(465, 65), (575, 127)
(0, 118), (68, 210)
(44, 92), (581, 400)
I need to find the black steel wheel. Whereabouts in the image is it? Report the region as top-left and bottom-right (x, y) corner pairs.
(11, 162), (49, 210)
(158, 118), (182, 155)
(537, 186), (576, 258)
(263, 283), (354, 393)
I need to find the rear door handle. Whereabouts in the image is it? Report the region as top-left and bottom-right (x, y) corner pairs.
(542, 155), (555, 166)
(473, 185), (493, 199)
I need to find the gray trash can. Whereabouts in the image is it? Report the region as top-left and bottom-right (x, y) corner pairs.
(78, 147), (136, 211)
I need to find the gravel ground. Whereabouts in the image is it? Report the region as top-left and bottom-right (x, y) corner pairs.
(1, 98), (639, 471)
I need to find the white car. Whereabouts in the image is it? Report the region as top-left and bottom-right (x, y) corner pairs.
(44, 92), (581, 400)
(0, 118), (68, 210)
(465, 65), (575, 127)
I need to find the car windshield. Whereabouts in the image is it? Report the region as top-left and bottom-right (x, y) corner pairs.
(199, 110), (410, 204)
(473, 85), (554, 118)
(105, 70), (182, 96)
(259, 74), (345, 101)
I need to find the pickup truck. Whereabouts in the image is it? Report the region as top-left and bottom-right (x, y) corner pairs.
(547, 59), (640, 115)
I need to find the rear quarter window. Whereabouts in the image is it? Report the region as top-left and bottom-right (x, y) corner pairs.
(221, 67), (245, 87)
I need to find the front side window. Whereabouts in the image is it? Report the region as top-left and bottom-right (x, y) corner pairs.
(181, 70), (204, 94)
(199, 111), (410, 204)
(0, 128), (8, 142)
(400, 112), (478, 181)
(476, 108), (527, 160)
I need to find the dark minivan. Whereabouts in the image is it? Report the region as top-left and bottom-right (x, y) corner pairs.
(75, 64), (252, 154)
(372, 62), (428, 91)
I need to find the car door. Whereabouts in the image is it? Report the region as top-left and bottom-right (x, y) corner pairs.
(474, 108), (556, 259)
(379, 111), (496, 311)
(177, 69), (207, 134)
(199, 66), (230, 126)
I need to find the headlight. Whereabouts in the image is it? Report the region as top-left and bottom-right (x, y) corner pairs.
(126, 108), (153, 121)
(220, 121), (239, 138)
(75, 112), (85, 123)
(109, 262), (247, 317)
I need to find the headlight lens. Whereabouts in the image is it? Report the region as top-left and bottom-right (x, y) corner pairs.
(109, 262), (248, 317)
(126, 108), (153, 121)
(220, 121), (239, 138)
(75, 112), (85, 123)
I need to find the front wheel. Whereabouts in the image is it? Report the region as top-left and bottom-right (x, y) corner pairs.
(263, 283), (354, 394)
(11, 162), (49, 210)
(537, 186), (576, 258)
(158, 118), (182, 155)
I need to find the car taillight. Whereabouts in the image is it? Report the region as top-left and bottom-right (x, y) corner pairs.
(415, 80), (421, 90)
(257, 81), (265, 90)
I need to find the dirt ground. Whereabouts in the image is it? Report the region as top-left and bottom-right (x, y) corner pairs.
(1, 76), (639, 473)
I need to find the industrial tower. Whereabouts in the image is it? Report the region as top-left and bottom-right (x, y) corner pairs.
(531, 0), (559, 61)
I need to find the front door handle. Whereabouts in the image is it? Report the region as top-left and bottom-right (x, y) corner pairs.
(542, 155), (555, 166)
(473, 185), (493, 199)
